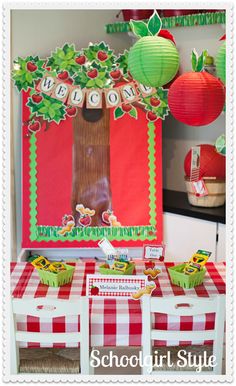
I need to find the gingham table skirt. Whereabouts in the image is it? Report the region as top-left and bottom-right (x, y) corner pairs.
(11, 260), (226, 348)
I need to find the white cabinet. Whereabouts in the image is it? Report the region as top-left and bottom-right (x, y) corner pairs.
(163, 212), (218, 261)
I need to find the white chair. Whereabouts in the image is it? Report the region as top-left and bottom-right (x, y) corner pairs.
(10, 297), (89, 375)
(141, 295), (225, 375)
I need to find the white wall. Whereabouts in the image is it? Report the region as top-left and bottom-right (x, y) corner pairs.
(11, 10), (225, 255)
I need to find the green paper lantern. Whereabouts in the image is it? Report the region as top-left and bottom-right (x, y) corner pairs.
(128, 36), (180, 87)
(216, 41), (226, 84)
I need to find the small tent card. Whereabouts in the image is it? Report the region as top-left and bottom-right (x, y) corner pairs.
(143, 244), (165, 260)
(86, 274), (148, 298)
(11, 11), (173, 247)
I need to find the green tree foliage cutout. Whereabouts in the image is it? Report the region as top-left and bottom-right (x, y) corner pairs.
(12, 33), (172, 130)
(12, 56), (45, 91)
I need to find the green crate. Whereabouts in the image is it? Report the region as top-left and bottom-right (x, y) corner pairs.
(168, 264), (206, 289)
(36, 264), (75, 287)
(99, 262), (135, 275)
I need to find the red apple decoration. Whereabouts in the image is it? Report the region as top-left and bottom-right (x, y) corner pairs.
(27, 62), (37, 72)
(32, 94), (43, 104)
(146, 111), (158, 121)
(91, 286), (99, 295)
(87, 69), (98, 79)
(102, 210), (113, 224)
(110, 69), (121, 80)
(184, 144), (225, 179)
(58, 71), (69, 80)
(79, 215), (92, 227)
(158, 29), (176, 45)
(168, 72), (225, 126)
(97, 51), (108, 61)
(28, 121), (41, 133)
(75, 55), (86, 65)
(145, 260), (155, 269)
(66, 106), (77, 117)
(121, 103), (132, 112)
(150, 97), (161, 107)
(62, 214), (75, 226)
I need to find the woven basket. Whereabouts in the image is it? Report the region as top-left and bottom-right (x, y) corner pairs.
(185, 177), (225, 207)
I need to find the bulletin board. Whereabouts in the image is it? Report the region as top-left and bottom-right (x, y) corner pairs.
(21, 91), (163, 248)
(11, 34), (171, 248)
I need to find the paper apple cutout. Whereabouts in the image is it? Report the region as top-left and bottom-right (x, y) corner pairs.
(27, 62), (37, 72)
(32, 94), (43, 104)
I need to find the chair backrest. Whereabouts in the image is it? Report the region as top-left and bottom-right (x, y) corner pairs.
(11, 296), (90, 374)
(149, 295), (224, 316)
(141, 295), (225, 375)
(12, 297), (87, 318)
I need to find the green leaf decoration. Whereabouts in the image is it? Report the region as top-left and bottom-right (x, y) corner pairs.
(140, 87), (170, 120)
(114, 106), (125, 120)
(12, 56), (46, 92)
(196, 52), (204, 72)
(215, 134), (226, 156)
(192, 49), (208, 72)
(115, 50), (129, 76)
(46, 43), (81, 76)
(129, 107), (138, 119)
(83, 42), (115, 70)
(130, 20), (149, 38)
(27, 94), (66, 123)
(191, 50), (198, 71)
(147, 11), (162, 36)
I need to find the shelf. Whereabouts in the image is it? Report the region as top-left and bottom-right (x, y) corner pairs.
(163, 189), (225, 224)
(106, 11), (225, 34)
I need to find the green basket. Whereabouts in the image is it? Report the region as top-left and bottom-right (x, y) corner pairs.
(36, 264), (75, 287)
(168, 264), (206, 289)
(99, 262), (135, 275)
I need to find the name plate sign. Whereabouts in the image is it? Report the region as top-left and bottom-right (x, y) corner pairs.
(143, 244), (165, 260)
(86, 275), (147, 298)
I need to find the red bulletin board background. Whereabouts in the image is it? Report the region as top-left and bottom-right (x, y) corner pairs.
(22, 91), (163, 248)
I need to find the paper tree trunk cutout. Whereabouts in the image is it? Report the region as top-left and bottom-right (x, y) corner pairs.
(71, 107), (111, 226)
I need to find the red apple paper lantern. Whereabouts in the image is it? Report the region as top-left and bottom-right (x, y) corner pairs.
(168, 50), (225, 126)
(184, 144), (225, 179)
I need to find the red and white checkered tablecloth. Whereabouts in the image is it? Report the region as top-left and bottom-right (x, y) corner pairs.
(10, 260), (225, 348)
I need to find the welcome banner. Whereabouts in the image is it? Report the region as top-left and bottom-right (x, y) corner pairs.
(37, 74), (157, 111)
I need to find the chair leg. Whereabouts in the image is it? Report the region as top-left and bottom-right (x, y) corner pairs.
(10, 309), (19, 374)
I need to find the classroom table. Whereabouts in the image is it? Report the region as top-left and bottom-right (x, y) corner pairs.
(10, 260), (225, 348)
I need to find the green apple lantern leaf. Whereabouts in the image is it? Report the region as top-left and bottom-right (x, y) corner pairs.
(216, 34), (226, 84)
(128, 11), (180, 87)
